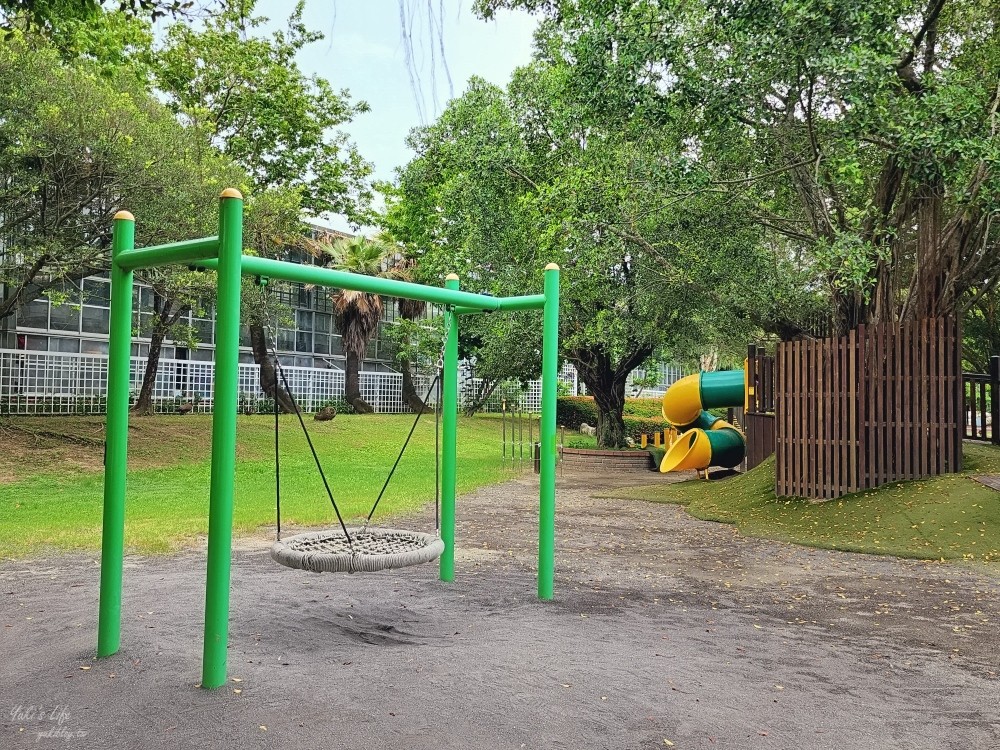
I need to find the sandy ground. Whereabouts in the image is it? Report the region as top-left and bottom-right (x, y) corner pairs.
(2, 469), (999, 749)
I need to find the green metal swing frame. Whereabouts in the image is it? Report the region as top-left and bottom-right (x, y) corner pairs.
(97, 189), (561, 689)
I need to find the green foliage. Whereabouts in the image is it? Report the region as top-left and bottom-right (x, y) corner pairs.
(482, 0), (1000, 330)
(557, 396), (667, 438)
(153, 0), (373, 221)
(0, 34), (245, 325)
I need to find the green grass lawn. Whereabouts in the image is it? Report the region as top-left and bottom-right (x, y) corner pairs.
(605, 442), (1000, 564)
(1, 414), (513, 557)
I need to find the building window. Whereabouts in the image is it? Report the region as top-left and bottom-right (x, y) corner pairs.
(82, 306), (110, 335)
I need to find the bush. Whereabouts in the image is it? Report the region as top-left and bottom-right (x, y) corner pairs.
(557, 396), (672, 441)
(623, 397), (663, 418)
(556, 396), (598, 428)
(317, 396), (355, 415)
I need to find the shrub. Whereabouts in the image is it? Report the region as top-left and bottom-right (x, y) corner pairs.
(558, 396), (673, 441)
(623, 397), (663, 418)
(317, 396), (355, 415)
(556, 396), (597, 428)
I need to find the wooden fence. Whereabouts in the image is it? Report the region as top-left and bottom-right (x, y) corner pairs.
(775, 318), (962, 500)
(744, 344), (776, 471)
(963, 356), (999, 444)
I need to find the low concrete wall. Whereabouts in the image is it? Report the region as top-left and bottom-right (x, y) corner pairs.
(560, 447), (653, 473)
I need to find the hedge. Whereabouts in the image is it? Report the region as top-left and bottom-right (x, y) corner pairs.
(557, 396), (663, 428)
(557, 396), (672, 441)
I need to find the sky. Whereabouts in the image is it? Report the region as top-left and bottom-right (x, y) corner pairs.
(256, 1), (539, 231)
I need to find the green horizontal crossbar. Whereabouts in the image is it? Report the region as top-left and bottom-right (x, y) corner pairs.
(115, 236), (220, 271)
(198, 255), (533, 311)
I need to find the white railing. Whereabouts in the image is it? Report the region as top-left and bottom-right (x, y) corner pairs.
(0, 349), (688, 416)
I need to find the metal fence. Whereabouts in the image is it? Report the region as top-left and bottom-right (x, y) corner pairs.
(0, 349), (690, 416)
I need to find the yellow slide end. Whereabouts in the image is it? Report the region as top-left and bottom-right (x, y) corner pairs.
(661, 373), (702, 426)
(659, 429), (713, 473)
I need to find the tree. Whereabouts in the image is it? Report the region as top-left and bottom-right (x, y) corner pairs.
(321, 236), (393, 414)
(389, 68), (771, 446)
(480, 0), (1000, 334)
(0, 35), (241, 332)
(150, 0), (375, 401)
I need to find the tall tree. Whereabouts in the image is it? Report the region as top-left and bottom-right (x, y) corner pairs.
(389, 69), (770, 446)
(0, 35), (241, 331)
(151, 0), (375, 402)
(480, 0), (1000, 333)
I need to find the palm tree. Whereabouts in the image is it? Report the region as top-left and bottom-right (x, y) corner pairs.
(322, 235), (391, 414)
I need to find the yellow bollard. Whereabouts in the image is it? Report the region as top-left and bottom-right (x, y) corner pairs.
(653, 431), (661, 447)
(640, 434), (647, 448)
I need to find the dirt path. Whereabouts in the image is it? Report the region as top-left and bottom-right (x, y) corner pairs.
(1, 469), (998, 749)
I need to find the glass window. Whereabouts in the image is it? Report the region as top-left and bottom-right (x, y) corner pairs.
(19, 299), (49, 328)
(295, 330), (312, 352)
(82, 306), (110, 334)
(82, 278), (110, 306)
(193, 318), (213, 344)
(191, 348), (214, 362)
(49, 303), (79, 332)
(49, 337), (80, 353)
(239, 326), (252, 348)
(139, 287), (156, 313)
(330, 335), (343, 355)
(23, 335), (47, 351)
(161, 346), (175, 360)
(296, 309), (313, 332)
(80, 339), (109, 355)
(315, 313), (331, 334)
(313, 334), (330, 355)
(277, 328), (294, 351)
(238, 352), (256, 365)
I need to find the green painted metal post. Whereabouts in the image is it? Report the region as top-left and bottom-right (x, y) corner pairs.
(538, 263), (560, 600)
(97, 211), (136, 657)
(440, 274), (460, 581)
(201, 189), (243, 689)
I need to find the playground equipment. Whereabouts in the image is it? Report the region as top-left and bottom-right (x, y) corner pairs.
(98, 190), (561, 689)
(659, 370), (747, 473)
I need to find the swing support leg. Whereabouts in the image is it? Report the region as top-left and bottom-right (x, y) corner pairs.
(440, 276), (460, 582)
(201, 190), (243, 689)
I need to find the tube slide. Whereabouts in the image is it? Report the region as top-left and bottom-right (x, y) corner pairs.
(659, 371), (747, 474)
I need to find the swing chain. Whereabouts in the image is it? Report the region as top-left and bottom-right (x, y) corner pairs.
(436, 307), (452, 372)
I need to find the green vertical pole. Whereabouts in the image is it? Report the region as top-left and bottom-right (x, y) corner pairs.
(538, 263), (560, 600)
(440, 274), (460, 581)
(97, 211), (136, 657)
(201, 189), (243, 689)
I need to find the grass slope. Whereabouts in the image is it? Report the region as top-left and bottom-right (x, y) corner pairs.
(1, 414), (511, 557)
(606, 443), (1000, 563)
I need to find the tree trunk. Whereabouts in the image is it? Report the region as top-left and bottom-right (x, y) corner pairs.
(132, 299), (188, 416)
(400, 356), (428, 412)
(249, 324), (298, 414)
(462, 377), (499, 417)
(570, 344), (652, 448)
(345, 349), (374, 413)
(591, 373), (629, 448)
(132, 325), (166, 416)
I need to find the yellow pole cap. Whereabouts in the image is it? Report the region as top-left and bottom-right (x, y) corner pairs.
(544, 262), (560, 271)
(445, 273), (460, 281)
(113, 210), (135, 222)
(220, 188), (243, 199)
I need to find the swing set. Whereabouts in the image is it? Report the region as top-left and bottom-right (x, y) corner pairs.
(98, 189), (560, 689)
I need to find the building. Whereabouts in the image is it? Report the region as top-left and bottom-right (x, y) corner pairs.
(0, 227), (411, 374)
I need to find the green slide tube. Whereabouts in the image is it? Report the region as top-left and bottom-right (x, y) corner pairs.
(699, 370), (745, 410)
(704, 427), (746, 469)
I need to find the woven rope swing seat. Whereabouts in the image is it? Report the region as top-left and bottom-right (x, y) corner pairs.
(270, 527), (445, 574)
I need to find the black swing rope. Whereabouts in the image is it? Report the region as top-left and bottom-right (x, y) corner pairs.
(265, 276), (448, 547)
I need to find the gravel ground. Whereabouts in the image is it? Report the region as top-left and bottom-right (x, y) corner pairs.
(1, 469), (999, 749)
